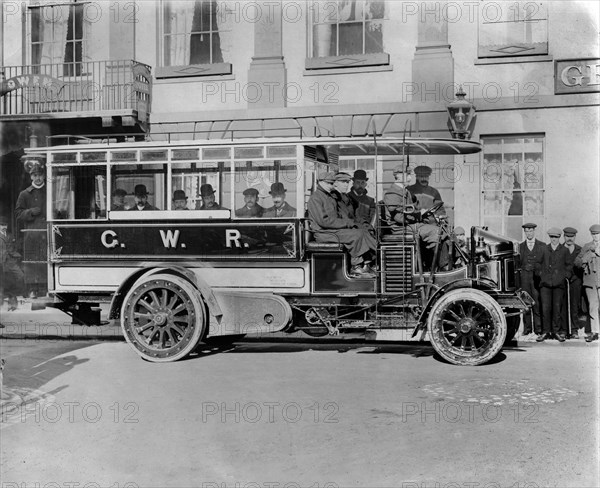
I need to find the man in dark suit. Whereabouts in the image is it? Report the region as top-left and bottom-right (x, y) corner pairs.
(519, 223), (545, 338)
(263, 182), (296, 218)
(235, 188), (264, 218)
(128, 185), (158, 211)
(537, 227), (572, 342)
(562, 227), (586, 339)
(307, 171), (376, 278)
(347, 169), (376, 227)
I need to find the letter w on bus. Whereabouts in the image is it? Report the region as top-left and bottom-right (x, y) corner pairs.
(160, 229), (180, 248)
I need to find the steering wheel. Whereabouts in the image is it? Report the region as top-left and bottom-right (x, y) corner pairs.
(420, 201), (444, 220)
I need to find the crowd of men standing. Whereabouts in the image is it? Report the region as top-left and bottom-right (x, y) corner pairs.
(519, 223), (600, 343)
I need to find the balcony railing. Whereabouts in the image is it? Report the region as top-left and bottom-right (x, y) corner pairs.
(0, 60), (151, 119)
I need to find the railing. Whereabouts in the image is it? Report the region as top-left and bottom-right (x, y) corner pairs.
(0, 60), (151, 117)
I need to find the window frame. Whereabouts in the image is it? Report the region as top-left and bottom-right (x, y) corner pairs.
(306, 0), (389, 71)
(156, 0), (232, 79)
(480, 134), (546, 240)
(28, 1), (90, 78)
(477, 1), (548, 60)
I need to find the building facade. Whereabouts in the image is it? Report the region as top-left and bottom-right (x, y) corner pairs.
(1, 0), (599, 241)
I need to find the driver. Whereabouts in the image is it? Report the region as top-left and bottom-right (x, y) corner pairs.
(383, 164), (448, 267)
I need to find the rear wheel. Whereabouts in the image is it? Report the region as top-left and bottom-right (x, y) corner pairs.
(427, 288), (506, 366)
(121, 274), (206, 362)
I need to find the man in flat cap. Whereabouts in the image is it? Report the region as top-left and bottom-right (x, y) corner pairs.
(129, 184), (158, 211)
(263, 182), (296, 218)
(198, 184), (225, 210)
(562, 227), (586, 339)
(172, 190), (189, 210)
(111, 188), (128, 211)
(519, 223), (546, 339)
(15, 155), (47, 298)
(407, 165), (446, 224)
(575, 224), (600, 342)
(383, 164), (448, 269)
(307, 171), (376, 277)
(537, 227), (572, 342)
(332, 173), (358, 223)
(347, 169), (376, 227)
(236, 187), (264, 218)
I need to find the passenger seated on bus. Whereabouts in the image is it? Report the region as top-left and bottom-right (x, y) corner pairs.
(263, 182), (296, 218)
(128, 184), (158, 211)
(111, 188), (127, 211)
(172, 190), (189, 210)
(235, 188), (264, 218)
(383, 165), (449, 268)
(347, 169), (377, 227)
(307, 171), (377, 278)
(333, 172), (374, 233)
(198, 184), (226, 210)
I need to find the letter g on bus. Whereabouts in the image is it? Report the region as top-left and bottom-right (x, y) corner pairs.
(101, 230), (119, 249)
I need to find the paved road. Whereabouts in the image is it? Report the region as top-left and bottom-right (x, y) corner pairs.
(1, 339), (598, 488)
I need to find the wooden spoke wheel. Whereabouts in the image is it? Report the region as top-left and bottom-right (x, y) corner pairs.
(121, 274), (206, 362)
(427, 288), (506, 366)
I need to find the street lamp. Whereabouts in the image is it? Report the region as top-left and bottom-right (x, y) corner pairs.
(447, 86), (476, 139)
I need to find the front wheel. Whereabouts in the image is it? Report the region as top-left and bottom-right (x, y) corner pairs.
(427, 288), (506, 366)
(121, 274), (206, 362)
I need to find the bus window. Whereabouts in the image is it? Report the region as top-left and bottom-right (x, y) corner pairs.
(111, 163), (166, 211)
(233, 160), (299, 218)
(171, 161), (229, 210)
(52, 165), (107, 220)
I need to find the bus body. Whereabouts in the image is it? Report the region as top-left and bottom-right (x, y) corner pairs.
(31, 135), (532, 365)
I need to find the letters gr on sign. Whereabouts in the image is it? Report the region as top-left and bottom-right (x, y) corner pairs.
(554, 58), (600, 94)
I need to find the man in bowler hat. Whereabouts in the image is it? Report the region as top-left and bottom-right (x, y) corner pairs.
(198, 184), (224, 210)
(347, 169), (376, 226)
(519, 223), (545, 339)
(263, 182), (296, 218)
(172, 190), (189, 210)
(129, 185), (158, 211)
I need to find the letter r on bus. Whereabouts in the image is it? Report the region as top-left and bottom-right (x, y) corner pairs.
(101, 230), (119, 248)
(225, 229), (242, 248)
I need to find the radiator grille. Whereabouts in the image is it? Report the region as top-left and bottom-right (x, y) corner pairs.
(381, 245), (414, 294)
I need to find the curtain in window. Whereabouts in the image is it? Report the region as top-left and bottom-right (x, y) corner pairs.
(216, 0), (234, 62)
(39, 5), (70, 75)
(166, 1), (194, 66)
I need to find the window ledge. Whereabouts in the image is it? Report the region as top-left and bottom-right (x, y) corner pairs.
(475, 55), (553, 66)
(305, 52), (389, 71)
(155, 63), (232, 79)
(304, 64), (393, 76)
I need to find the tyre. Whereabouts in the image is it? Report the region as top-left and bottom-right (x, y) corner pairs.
(427, 288), (506, 366)
(121, 274), (206, 362)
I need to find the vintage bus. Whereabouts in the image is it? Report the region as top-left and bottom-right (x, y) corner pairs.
(29, 134), (532, 365)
